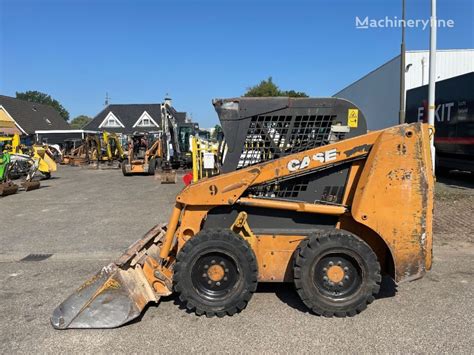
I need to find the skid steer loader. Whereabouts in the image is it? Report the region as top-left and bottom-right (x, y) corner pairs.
(52, 97), (434, 329)
(122, 132), (162, 176)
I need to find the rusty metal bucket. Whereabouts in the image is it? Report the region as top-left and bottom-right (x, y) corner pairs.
(51, 224), (170, 329)
(21, 180), (40, 191)
(157, 170), (177, 184)
(0, 182), (18, 197)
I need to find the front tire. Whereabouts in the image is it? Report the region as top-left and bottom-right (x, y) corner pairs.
(174, 229), (258, 317)
(294, 230), (381, 317)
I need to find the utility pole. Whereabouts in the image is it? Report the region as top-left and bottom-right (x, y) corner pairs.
(428, 0), (437, 173)
(399, 0), (406, 124)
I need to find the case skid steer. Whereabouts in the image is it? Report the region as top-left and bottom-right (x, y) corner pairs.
(122, 132), (162, 176)
(52, 97), (434, 329)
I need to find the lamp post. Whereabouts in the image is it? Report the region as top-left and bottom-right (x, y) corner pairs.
(399, 0), (406, 124)
(428, 0), (437, 173)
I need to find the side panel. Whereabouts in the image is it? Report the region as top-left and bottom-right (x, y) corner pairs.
(351, 123), (434, 282)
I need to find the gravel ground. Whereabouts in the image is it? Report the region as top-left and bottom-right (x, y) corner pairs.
(1, 166), (473, 353)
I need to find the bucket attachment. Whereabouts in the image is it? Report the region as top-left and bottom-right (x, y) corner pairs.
(157, 169), (177, 184)
(51, 224), (173, 329)
(21, 180), (40, 191)
(0, 182), (18, 196)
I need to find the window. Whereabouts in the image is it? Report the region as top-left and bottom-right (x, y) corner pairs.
(99, 112), (124, 128)
(133, 111), (158, 128)
(105, 117), (120, 127)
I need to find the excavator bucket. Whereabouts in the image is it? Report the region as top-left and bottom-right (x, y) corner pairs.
(157, 169), (177, 184)
(0, 182), (18, 196)
(21, 180), (40, 191)
(51, 224), (170, 329)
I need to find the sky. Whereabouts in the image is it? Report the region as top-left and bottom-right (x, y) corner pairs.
(0, 0), (472, 127)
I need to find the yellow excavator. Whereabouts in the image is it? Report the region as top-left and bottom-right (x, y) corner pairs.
(0, 134), (56, 179)
(52, 98), (434, 329)
(63, 131), (125, 168)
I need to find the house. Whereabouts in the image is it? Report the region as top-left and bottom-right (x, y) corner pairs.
(85, 98), (188, 135)
(0, 95), (70, 137)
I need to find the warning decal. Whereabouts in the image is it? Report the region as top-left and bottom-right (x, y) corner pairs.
(348, 109), (359, 128)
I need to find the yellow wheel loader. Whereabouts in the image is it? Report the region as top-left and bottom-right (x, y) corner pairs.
(52, 98), (434, 329)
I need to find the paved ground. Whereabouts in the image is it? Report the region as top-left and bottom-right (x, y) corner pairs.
(1, 167), (473, 353)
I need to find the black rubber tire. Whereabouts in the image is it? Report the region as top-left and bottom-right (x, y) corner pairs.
(121, 162), (131, 176)
(148, 158), (156, 175)
(42, 172), (51, 180)
(294, 230), (381, 317)
(174, 229), (258, 317)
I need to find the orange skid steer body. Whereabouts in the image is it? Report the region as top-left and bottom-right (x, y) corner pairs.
(52, 122), (433, 329)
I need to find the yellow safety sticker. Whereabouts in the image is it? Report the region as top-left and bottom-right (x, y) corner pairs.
(348, 109), (359, 128)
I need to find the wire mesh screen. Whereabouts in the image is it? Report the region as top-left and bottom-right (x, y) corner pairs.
(248, 175), (310, 199)
(237, 114), (340, 169)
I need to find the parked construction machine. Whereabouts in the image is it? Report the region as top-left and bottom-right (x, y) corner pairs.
(0, 151), (40, 196)
(122, 132), (162, 176)
(52, 97), (434, 329)
(0, 134), (57, 179)
(62, 132), (125, 168)
(122, 106), (197, 181)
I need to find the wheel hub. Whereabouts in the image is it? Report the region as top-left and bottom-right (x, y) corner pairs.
(313, 254), (361, 299)
(326, 265), (345, 283)
(207, 264), (225, 282)
(191, 253), (238, 300)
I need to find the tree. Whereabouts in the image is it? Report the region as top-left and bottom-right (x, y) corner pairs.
(16, 90), (70, 121)
(70, 115), (92, 129)
(243, 77), (308, 98)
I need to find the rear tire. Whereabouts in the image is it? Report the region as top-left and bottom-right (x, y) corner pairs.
(174, 229), (258, 317)
(148, 158), (156, 175)
(294, 230), (381, 317)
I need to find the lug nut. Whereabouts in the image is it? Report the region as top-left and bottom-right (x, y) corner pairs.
(204, 265), (209, 269)
(328, 261), (334, 266)
(225, 268), (229, 272)
(343, 267), (349, 271)
(337, 261), (342, 266)
(220, 261), (225, 266)
(211, 260), (216, 264)
(338, 282), (344, 286)
(202, 273), (207, 278)
(344, 275), (349, 280)
(216, 282), (221, 286)
(323, 276), (328, 281)
(223, 277), (228, 281)
(323, 267), (327, 272)
(208, 280), (212, 285)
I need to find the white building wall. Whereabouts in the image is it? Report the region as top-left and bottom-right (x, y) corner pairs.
(405, 49), (474, 89)
(334, 49), (474, 130)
